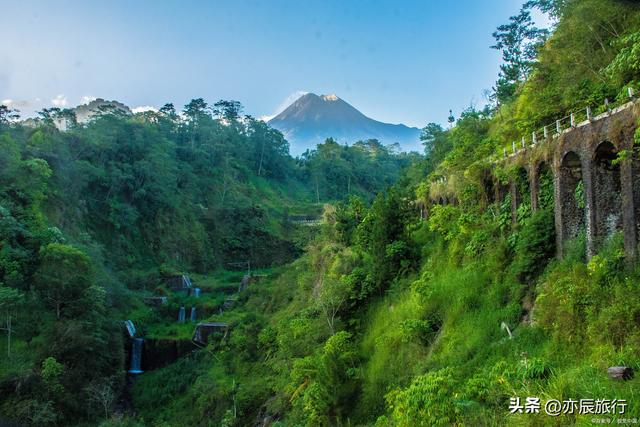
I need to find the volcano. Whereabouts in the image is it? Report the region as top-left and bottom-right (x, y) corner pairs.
(268, 93), (421, 155)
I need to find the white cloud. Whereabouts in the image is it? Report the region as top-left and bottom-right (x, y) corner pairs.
(80, 95), (97, 105)
(261, 90), (308, 122)
(276, 91), (308, 114)
(1, 98), (42, 110)
(132, 105), (158, 114)
(51, 94), (67, 107)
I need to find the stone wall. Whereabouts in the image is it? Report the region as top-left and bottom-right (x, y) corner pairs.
(505, 100), (639, 260)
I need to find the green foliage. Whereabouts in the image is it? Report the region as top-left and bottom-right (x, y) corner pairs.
(491, 5), (549, 104)
(574, 180), (585, 209)
(516, 356), (552, 380)
(382, 368), (461, 426)
(41, 357), (65, 397)
(510, 208), (556, 283)
(427, 205), (461, 241)
(399, 318), (440, 345)
(538, 166), (554, 210)
(420, 123), (452, 172)
(133, 353), (209, 423)
(301, 138), (415, 203)
(288, 331), (360, 426)
(604, 30), (640, 85)
(34, 243), (96, 320)
(334, 196), (366, 246)
(0, 285), (23, 309)
(535, 234), (636, 350)
(514, 0), (638, 132)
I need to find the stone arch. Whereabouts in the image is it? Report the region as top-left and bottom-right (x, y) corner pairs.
(482, 174), (495, 206)
(494, 178), (509, 204)
(511, 166), (531, 223)
(558, 151), (586, 243)
(592, 141), (622, 246)
(533, 161), (554, 211)
(515, 166), (530, 202)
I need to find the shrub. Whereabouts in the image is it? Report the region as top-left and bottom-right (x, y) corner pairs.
(510, 208), (555, 283)
(383, 368), (461, 426)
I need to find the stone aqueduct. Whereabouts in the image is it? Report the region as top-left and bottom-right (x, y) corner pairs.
(500, 99), (640, 260)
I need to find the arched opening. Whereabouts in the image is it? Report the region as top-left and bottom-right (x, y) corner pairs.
(593, 141), (622, 246)
(559, 151), (585, 243)
(535, 162), (554, 211)
(514, 166), (531, 223)
(495, 180), (509, 204)
(482, 175), (495, 206)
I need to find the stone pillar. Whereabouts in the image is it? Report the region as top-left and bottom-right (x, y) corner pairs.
(582, 149), (597, 260)
(553, 159), (564, 258)
(620, 158), (637, 260)
(530, 164), (539, 212)
(510, 180), (519, 225)
(619, 124), (638, 261)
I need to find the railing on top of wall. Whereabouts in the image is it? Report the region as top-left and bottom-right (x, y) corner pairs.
(497, 86), (638, 161)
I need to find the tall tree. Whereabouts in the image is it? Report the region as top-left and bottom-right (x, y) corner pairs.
(34, 244), (95, 320)
(491, 7), (548, 104)
(212, 100), (243, 122)
(183, 98), (209, 147)
(0, 105), (20, 126)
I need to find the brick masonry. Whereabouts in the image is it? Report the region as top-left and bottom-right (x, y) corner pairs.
(506, 101), (639, 260)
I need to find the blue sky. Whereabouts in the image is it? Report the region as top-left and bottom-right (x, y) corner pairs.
(0, 0), (545, 127)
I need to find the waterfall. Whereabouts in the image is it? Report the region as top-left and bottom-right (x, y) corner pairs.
(183, 275), (193, 288)
(194, 288), (201, 298)
(128, 338), (144, 374)
(123, 320), (136, 338)
(178, 306), (186, 323)
(190, 306), (197, 322)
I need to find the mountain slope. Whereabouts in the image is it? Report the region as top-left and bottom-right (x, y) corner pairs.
(268, 93), (422, 154)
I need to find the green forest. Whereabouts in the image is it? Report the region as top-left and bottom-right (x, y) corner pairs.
(2, 0), (640, 425)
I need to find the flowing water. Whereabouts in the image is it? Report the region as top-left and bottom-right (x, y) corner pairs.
(128, 338), (144, 374)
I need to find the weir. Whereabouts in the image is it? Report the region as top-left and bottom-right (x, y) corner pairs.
(193, 322), (229, 345)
